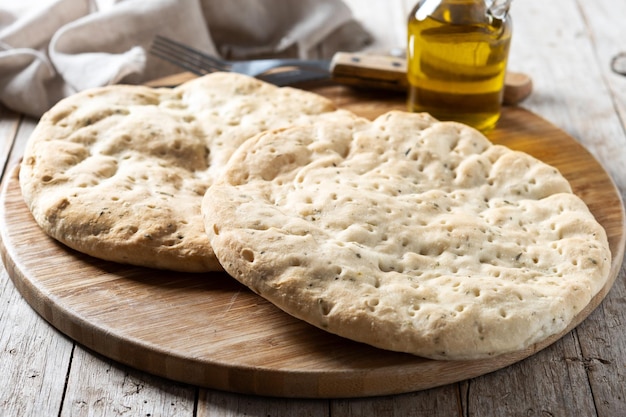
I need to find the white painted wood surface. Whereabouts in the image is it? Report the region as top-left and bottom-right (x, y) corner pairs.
(1, 0), (625, 415)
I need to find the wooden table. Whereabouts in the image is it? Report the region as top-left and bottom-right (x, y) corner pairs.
(1, 0), (625, 415)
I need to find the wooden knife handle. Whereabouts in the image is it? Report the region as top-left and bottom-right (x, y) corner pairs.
(330, 52), (532, 105)
(330, 52), (408, 91)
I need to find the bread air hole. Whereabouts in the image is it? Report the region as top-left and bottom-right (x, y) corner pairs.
(241, 249), (255, 262)
(366, 297), (380, 311)
(318, 298), (333, 316)
(332, 265), (343, 276)
(378, 261), (397, 272)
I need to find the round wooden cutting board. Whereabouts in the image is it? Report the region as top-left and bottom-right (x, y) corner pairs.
(1, 87), (624, 398)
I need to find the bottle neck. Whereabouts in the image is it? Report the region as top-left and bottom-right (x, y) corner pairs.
(413, 0), (509, 26)
(421, 0), (487, 24)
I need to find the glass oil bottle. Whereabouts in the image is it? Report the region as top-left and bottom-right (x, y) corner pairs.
(407, 0), (512, 131)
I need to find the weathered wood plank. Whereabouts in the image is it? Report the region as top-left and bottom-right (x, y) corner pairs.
(463, 332), (597, 416)
(0, 264), (73, 416)
(0, 106), (20, 175)
(8, 117), (36, 170)
(575, 297), (626, 417)
(507, 0), (626, 190)
(59, 346), (196, 417)
(331, 385), (461, 417)
(198, 390), (329, 417)
(578, 0), (626, 125)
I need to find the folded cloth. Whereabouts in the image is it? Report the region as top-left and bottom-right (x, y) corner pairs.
(0, 0), (372, 117)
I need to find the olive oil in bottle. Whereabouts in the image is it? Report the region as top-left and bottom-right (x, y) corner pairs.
(407, 0), (512, 131)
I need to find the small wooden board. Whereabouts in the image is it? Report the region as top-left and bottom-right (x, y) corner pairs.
(1, 87), (624, 398)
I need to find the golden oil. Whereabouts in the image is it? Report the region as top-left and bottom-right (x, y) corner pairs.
(407, 0), (512, 131)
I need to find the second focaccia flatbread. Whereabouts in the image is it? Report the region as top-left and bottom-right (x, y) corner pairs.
(202, 110), (611, 360)
(19, 72), (360, 272)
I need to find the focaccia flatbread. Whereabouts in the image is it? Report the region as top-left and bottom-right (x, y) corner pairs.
(19, 72), (359, 272)
(202, 110), (611, 359)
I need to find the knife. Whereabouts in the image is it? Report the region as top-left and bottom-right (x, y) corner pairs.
(147, 52), (532, 105)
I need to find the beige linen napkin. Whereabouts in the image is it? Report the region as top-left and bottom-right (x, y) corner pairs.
(0, 0), (371, 117)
